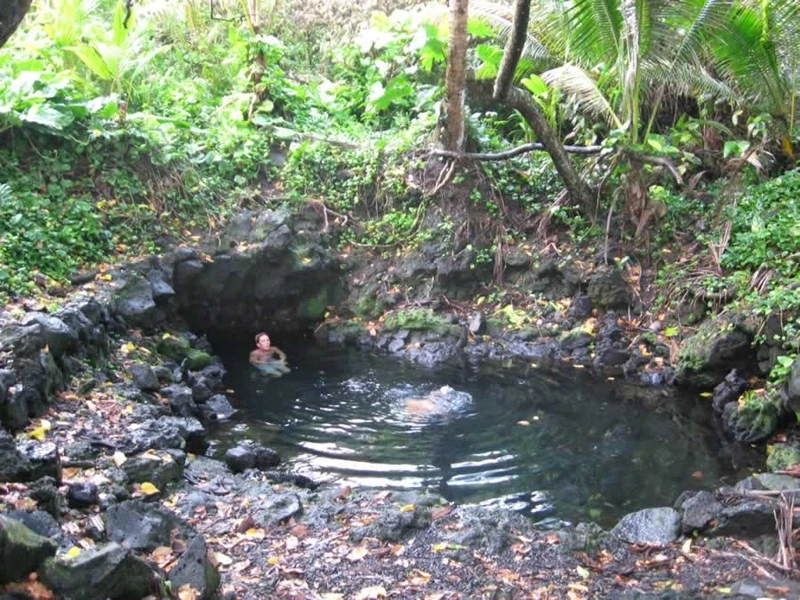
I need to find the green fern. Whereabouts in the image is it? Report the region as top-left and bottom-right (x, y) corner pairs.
(0, 183), (13, 206)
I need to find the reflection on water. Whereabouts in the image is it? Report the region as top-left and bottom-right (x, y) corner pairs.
(215, 343), (739, 526)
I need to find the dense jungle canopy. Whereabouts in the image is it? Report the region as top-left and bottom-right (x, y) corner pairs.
(0, 0), (798, 383)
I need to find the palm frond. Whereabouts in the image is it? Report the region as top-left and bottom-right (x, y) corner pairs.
(541, 64), (623, 128)
(471, 1), (554, 65)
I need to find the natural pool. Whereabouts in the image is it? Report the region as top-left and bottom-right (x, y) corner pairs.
(214, 341), (740, 527)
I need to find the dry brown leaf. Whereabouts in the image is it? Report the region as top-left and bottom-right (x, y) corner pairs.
(431, 505), (454, 521)
(177, 584), (201, 600)
(346, 546), (370, 562)
(289, 524), (309, 539)
(355, 586), (386, 600)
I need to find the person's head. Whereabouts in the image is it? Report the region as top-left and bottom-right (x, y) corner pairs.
(255, 332), (271, 350)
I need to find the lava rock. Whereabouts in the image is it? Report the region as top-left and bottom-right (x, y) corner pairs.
(351, 505), (431, 543)
(104, 500), (177, 552)
(0, 428), (31, 481)
(39, 542), (157, 600)
(127, 363), (160, 392)
(206, 394), (236, 420)
(67, 482), (100, 509)
(712, 369), (748, 415)
(16, 440), (61, 484)
(225, 441), (280, 473)
(121, 452), (183, 489)
(611, 507), (680, 545)
(679, 491), (722, 534)
(0, 515), (58, 584)
(168, 535), (220, 600)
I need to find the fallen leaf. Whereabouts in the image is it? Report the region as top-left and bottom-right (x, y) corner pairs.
(432, 543), (447, 552)
(355, 586), (386, 599)
(346, 546), (370, 562)
(214, 552), (233, 566)
(289, 524), (309, 538)
(576, 565), (590, 578)
(177, 584), (201, 600)
(140, 482), (160, 496)
(320, 595), (345, 600)
(285, 535), (299, 551)
(516, 420), (530, 426)
(267, 556), (280, 566)
(112, 451), (127, 467)
(63, 547), (81, 559)
(431, 505), (454, 521)
(682, 538), (693, 554)
(691, 470), (703, 480)
(424, 594), (445, 600)
(390, 544), (405, 556)
(408, 570), (431, 585)
(400, 504), (416, 513)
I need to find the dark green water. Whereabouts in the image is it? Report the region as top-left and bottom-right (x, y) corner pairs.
(215, 342), (738, 526)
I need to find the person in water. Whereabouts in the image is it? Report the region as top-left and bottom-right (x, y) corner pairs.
(250, 332), (290, 375)
(405, 385), (455, 414)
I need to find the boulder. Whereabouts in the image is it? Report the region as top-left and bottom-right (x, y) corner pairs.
(712, 369), (748, 415)
(587, 268), (632, 309)
(104, 500), (177, 551)
(21, 313), (77, 358)
(206, 394), (236, 419)
(766, 444), (800, 473)
(168, 535), (220, 600)
(127, 363), (160, 392)
(676, 317), (755, 388)
(6, 510), (65, 547)
(0, 428), (31, 481)
(225, 441), (281, 473)
(611, 507), (680, 545)
(67, 482), (100, 509)
(16, 440), (61, 484)
(679, 491), (722, 534)
(0, 514), (57, 584)
(722, 389), (782, 443)
(112, 275), (157, 330)
(121, 451), (183, 489)
(39, 542), (156, 600)
(528, 260), (583, 300)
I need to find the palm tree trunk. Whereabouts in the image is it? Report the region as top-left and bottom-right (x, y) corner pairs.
(441, 0), (469, 151)
(504, 86), (596, 218)
(493, 0), (531, 101)
(0, 0), (33, 49)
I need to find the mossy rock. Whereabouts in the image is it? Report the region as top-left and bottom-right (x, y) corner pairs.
(184, 349), (212, 371)
(382, 309), (459, 336)
(0, 515), (57, 584)
(157, 334), (191, 362)
(298, 285), (329, 321)
(722, 388), (783, 443)
(766, 443), (800, 473)
(676, 316), (754, 388)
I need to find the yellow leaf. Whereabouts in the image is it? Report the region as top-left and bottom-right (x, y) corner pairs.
(716, 587), (731, 594)
(28, 426), (47, 441)
(517, 420), (530, 426)
(245, 528), (265, 540)
(346, 546), (369, 562)
(140, 482), (160, 495)
(699, 392), (713, 398)
(267, 556), (280, 566)
(99, 274), (113, 281)
(576, 565), (590, 578)
(302, 257), (312, 264)
(113, 451), (127, 467)
(64, 546), (81, 559)
(399, 504), (416, 513)
(214, 552), (233, 566)
(432, 543), (447, 552)
(355, 586), (386, 600)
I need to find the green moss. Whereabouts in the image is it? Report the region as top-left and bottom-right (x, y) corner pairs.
(766, 443), (800, 472)
(353, 291), (384, 320)
(298, 285), (329, 320)
(157, 333), (191, 362)
(184, 349), (212, 371)
(382, 308), (458, 335)
(727, 388), (782, 442)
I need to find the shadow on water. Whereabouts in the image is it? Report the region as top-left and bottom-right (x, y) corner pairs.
(212, 338), (743, 527)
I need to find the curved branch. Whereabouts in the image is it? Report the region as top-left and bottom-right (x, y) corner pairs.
(430, 142), (602, 161)
(493, 0), (531, 101)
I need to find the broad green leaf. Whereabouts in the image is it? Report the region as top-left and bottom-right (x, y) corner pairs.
(467, 18), (495, 39)
(22, 104), (74, 130)
(521, 75), (549, 96)
(69, 45), (114, 81)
